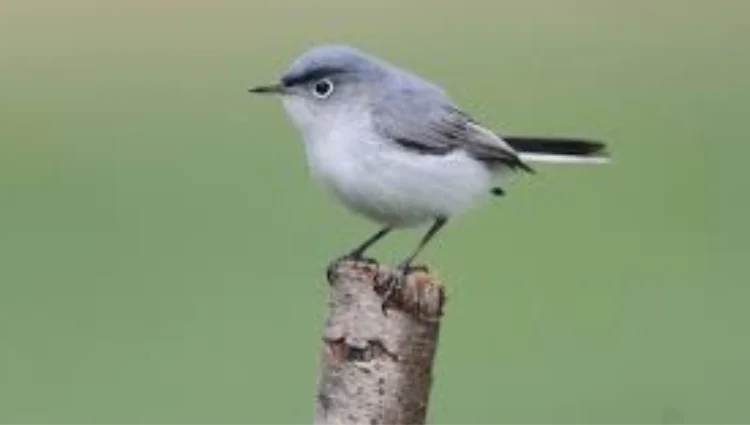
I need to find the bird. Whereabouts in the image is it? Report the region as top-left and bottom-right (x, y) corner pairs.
(248, 44), (609, 304)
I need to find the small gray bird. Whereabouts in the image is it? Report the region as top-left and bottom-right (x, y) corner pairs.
(249, 45), (609, 300)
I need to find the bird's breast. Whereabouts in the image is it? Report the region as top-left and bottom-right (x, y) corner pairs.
(303, 125), (493, 227)
(304, 125), (379, 200)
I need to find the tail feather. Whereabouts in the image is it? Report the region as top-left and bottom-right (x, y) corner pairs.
(505, 136), (610, 165)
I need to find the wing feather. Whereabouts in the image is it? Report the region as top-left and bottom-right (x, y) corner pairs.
(371, 88), (534, 173)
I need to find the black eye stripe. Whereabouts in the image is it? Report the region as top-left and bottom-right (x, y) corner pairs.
(281, 66), (347, 87)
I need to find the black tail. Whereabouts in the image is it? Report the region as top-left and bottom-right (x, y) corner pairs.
(505, 136), (609, 158)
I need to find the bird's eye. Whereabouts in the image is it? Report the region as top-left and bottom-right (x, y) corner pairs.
(312, 78), (334, 99)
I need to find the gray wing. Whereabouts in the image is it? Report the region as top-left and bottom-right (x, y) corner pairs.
(371, 87), (534, 173)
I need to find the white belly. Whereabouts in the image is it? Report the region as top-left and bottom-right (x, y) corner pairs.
(305, 127), (493, 228)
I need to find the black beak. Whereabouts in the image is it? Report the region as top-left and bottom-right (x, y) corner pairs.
(247, 83), (286, 95)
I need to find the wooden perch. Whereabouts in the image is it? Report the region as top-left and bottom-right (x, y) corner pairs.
(314, 260), (446, 425)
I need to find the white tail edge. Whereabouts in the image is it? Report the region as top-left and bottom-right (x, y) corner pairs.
(519, 153), (612, 165)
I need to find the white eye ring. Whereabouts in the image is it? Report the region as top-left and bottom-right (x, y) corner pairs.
(312, 78), (334, 99)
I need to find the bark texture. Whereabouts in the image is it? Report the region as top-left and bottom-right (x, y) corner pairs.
(314, 260), (446, 425)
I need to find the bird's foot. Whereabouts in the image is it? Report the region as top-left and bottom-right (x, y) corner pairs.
(380, 263), (429, 313)
(326, 254), (379, 284)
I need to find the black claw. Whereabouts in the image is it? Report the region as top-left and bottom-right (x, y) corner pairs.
(326, 257), (348, 283)
(326, 257), (350, 283)
(380, 272), (405, 314)
(380, 274), (404, 316)
(359, 256), (379, 266)
(381, 261), (429, 312)
(325, 262), (338, 284)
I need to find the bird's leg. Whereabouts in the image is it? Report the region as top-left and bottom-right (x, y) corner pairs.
(382, 217), (447, 311)
(326, 227), (392, 282)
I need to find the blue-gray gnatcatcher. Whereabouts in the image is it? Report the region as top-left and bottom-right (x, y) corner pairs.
(249, 45), (609, 299)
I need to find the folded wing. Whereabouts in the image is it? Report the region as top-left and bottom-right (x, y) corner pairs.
(371, 87), (535, 173)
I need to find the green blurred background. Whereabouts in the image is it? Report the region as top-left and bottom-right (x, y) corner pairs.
(1, 0), (748, 423)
